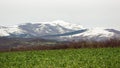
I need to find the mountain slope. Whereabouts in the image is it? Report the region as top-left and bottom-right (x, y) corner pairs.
(18, 20), (83, 36)
(0, 26), (25, 36)
(57, 28), (120, 41)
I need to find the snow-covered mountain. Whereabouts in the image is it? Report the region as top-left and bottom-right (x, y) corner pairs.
(0, 20), (120, 41)
(0, 25), (25, 36)
(57, 28), (120, 41)
(0, 20), (83, 37)
(18, 20), (84, 36)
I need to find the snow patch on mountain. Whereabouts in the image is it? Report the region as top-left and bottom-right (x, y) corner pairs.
(58, 27), (120, 41)
(72, 27), (114, 37)
(0, 25), (25, 36)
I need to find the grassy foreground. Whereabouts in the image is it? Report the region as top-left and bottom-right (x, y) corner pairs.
(0, 48), (120, 68)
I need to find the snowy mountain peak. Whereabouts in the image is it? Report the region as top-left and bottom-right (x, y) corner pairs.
(20, 20), (84, 30)
(0, 20), (84, 37)
(17, 21), (84, 36)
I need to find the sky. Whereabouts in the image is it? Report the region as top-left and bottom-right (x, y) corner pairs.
(0, 0), (120, 30)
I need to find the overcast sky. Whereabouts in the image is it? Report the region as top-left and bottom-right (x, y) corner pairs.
(0, 0), (120, 30)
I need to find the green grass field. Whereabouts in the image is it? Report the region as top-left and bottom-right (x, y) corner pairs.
(0, 48), (120, 68)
